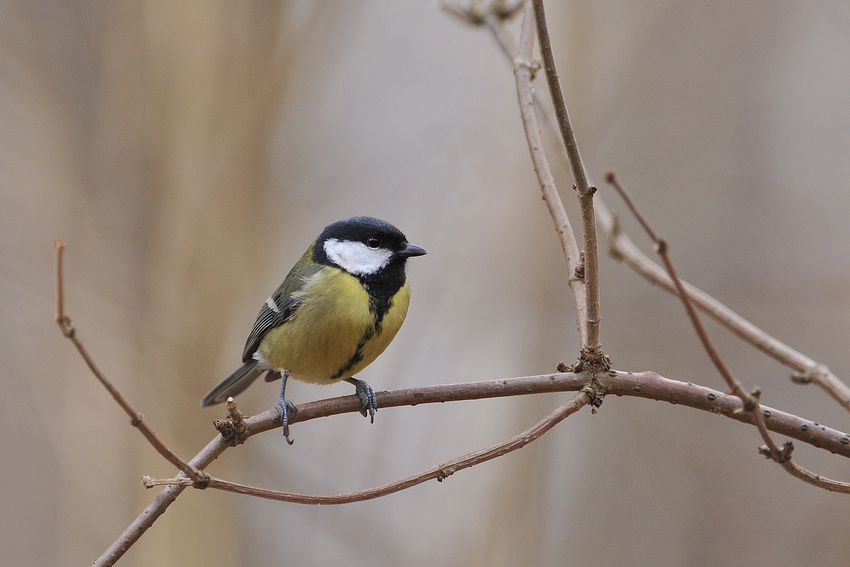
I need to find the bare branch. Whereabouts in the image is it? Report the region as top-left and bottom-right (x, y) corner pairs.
(531, 0), (603, 356)
(604, 176), (751, 403)
(528, 0), (588, 193)
(94, 435), (229, 567)
(600, 371), (850, 458)
(54, 241), (207, 485)
(496, 1), (587, 344)
(605, 175), (850, 493)
(752, 408), (850, 493)
(597, 199), (850, 412)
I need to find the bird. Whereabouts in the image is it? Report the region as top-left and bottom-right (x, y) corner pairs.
(201, 216), (426, 444)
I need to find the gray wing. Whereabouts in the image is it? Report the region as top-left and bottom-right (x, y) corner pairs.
(241, 262), (323, 362)
(241, 294), (299, 362)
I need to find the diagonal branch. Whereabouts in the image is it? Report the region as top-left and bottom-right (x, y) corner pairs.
(598, 201), (850, 412)
(605, 175), (850, 493)
(54, 241), (207, 486)
(94, 434), (229, 567)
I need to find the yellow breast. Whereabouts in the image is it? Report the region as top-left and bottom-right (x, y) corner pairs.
(257, 267), (411, 384)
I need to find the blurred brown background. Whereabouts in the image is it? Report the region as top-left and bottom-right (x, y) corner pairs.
(3, 1), (850, 566)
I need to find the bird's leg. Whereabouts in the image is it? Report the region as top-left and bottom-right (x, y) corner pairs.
(274, 370), (297, 445)
(345, 377), (377, 423)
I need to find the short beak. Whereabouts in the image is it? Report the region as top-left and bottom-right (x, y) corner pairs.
(398, 243), (427, 258)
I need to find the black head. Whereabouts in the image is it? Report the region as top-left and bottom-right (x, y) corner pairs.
(313, 216), (426, 297)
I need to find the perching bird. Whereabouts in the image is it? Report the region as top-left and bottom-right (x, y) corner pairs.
(201, 216), (426, 443)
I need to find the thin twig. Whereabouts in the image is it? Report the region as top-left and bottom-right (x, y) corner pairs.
(54, 241), (207, 485)
(498, 1), (586, 344)
(605, 177), (850, 493)
(447, 1), (602, 357)
(598, 195), (850, 411)
(529, 0), (588, 193)
(530, 0), (602, 357)
(751, 410), (850, 492)
(604, 178), (751, 404)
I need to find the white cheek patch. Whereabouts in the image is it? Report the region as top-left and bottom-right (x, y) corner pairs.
(324, 238), (393, 275)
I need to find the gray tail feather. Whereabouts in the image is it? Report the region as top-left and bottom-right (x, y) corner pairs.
(201, 360), (266, 407)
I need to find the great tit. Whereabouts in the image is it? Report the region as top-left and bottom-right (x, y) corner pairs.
(201, 216), (426, 443)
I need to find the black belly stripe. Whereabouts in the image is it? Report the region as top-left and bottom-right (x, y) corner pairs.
(330, 294), (391, 380)
(330, 327), (372, 380)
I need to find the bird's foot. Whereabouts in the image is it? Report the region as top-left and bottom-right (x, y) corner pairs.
(274, 399), (298, 445)
(346, 377), (378, 423)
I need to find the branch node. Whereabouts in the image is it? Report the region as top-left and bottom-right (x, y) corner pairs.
(779, 441), (794, 462)
(578, 347), (611, 373)
(436, 464), (454, 482)
(759, 441), (794, 463)
(60, 318), (76, 338)
(573, 250), (586, 281)
(512, 59), (536, 80)
(580, 380), (605, 414)
(214, 398), (251, 445)
(736, 386), (762, 412)
(791, 364), (831, 385)
(440, 0), (524, 26)
(790, 372), (813, 385)
(192, 472), (211, 490)
(213, 419), (234, 440)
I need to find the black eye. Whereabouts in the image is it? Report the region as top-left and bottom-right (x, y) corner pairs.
(367, 237), (381, 249)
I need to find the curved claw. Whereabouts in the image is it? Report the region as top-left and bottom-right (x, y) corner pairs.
(275, 399), (297, 445)
(346, 377), (378, 423)
(275, 370), (297, 445)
